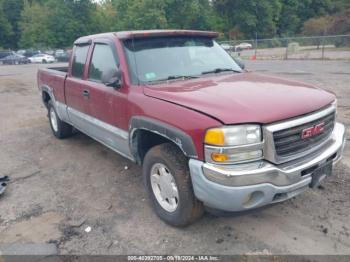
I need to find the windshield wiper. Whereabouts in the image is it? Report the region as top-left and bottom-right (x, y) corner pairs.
(147, 75), (199, 83)
(201, 68), (241, 75)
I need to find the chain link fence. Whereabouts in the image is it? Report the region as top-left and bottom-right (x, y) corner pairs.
(220, 35), (350, 60)
(2, 35), (350, 65)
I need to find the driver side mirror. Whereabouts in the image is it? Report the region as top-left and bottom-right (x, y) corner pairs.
(102, 67), (123, 89)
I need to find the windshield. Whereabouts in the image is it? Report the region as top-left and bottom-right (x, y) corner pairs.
(123, 36), (242, 84)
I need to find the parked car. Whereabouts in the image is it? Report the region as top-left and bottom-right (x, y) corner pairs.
(37, 30), (345, 226)
(44, 50), (55, 55)
(29, 54), (55, 63)
(23, 50), (41, 58)
(16, 49), (26, 56)
(220, 43), (234, 51)
(235, 42), (253, 51)
(0, 53), (30, 65)
(54, 49), (65, 57)
(0, 51), (13, 60)
(55, 51), (70, 62)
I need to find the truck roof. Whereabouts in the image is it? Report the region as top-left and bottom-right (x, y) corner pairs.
(74, 30), (219, 45)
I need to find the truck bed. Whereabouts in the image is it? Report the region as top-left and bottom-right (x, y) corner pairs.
(37, 66), (68, 104)
(45, 66), (68, 74)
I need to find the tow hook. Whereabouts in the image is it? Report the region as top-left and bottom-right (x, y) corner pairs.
(0, 176), (9, 196)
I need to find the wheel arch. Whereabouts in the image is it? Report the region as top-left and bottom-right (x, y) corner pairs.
(41, 85), (54, 109)
(129, 116), (198, 165)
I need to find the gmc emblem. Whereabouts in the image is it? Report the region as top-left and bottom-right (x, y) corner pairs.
(301, 122), (325, 139)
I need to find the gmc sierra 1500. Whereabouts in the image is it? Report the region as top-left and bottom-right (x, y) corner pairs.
(38, 30), (346, 226)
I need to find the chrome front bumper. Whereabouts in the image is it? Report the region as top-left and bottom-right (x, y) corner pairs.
(189, 123), (346, 212)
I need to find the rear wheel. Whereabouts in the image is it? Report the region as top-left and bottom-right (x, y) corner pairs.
(48, 101), (73, 139)
(42, 59), (47, 64)
(143, 143), (204, 227)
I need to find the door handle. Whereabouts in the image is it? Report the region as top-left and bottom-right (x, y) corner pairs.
(82, 89), (89, 98)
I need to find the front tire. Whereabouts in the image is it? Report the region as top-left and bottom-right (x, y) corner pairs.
(48, 101), (73, 139)
(143, 143), (203, 227)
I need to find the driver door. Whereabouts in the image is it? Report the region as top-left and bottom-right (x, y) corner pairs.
(83, 39), (131, 158)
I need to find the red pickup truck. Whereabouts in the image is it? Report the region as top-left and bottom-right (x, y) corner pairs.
(38, 30), (346, 226)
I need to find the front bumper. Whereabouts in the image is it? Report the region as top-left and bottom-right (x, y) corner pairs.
(189, 123), (346, 212)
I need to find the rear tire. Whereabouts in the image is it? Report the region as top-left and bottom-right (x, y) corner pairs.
(48, 100), (73, 139)
(143, 143), (204, 227)
(42, 59), (47, 64)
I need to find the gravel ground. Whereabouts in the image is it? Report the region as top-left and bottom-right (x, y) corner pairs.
(0, 60), (349, 255)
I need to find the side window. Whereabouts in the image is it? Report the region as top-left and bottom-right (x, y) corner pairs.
(88, 44), (118, 82)
(71, 45), (89, 78)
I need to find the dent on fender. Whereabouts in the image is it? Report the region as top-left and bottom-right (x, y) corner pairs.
(129, 116), (198, 161)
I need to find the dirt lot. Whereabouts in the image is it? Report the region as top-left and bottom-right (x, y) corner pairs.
(0, 60), (349, 255)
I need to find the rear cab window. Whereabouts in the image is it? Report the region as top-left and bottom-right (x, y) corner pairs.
(71, 45), (90, 78)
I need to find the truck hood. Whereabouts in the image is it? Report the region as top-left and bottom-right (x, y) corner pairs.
(143, 72), (335, 125)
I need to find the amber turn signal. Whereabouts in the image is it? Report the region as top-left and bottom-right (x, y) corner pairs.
(211, 153), (229, 162)
(204, 129), (225, 146)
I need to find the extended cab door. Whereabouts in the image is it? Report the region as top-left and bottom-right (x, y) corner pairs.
(65, 43), (91, 130)
(82, 39), (132, 159)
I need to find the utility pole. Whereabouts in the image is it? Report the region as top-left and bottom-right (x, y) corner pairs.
(255, 31), (258, 58)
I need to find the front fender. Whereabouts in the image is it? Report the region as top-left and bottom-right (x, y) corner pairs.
(129, 116), (198, 161)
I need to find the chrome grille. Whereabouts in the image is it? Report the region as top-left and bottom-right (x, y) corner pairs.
(273, 112), (335, 157)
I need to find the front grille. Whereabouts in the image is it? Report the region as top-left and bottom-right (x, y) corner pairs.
(273, 112), (335, 157)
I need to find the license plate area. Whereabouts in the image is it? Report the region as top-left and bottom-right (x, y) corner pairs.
(309, 161), (333, 188)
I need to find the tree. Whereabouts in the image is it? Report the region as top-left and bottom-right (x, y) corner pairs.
(109, 0), (219, 32)
(329, 0), (350, 13)
(111, 0), (168, 30)
(302, 16), (333, 49)
(44, 0), (84, 48)
(19, 1), (54, 48)
(19, 0), (101, 49)
(297, 0), (333, 21)
(212, 0), (282, 39)
(93, 0), (118, 32)
(302, 16), (332, 36)
(328, 8), (350, 47)
(277, 0), (304, 36)
(65, 0), (99, 35)
(0, 1), (12, 49)
(0, 0), (347, 49)
(164, 0), (215, 30)
(329, 8), (350, 35)
(1, 0), (24, 48)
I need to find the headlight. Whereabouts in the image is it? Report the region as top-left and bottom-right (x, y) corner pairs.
(204, 125), (263, 164)
(205, 125), (261, 146)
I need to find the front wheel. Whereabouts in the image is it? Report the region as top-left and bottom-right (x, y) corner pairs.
(143, 143), (204, 227)
(48, 101), (73, 139)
